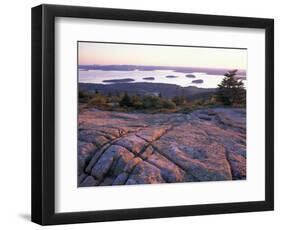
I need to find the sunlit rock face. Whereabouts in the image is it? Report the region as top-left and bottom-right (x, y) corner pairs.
(78, 107), (246, 187)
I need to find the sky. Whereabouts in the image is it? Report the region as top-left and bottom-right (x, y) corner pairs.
(78, 42), (247, 70)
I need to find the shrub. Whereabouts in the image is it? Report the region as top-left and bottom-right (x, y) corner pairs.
(131, 95), (142, 108)
(142, 96), (163, 109)
(79, 91), (95, 103)
(132, 101), (143, 109)
(110, 95), (121, 103)
(172, 96), (186, 106)
(88, 95), (107, 106)
(162, 100), (176, 109)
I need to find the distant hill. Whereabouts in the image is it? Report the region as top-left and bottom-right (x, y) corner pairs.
(79, 82), (217, 101)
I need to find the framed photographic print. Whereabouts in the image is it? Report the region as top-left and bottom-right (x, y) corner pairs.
(31, 4), (274, 225)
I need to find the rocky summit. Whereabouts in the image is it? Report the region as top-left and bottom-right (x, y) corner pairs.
(78, 107), (246, 187)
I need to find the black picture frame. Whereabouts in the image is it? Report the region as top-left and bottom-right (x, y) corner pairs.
(31, 4), (274, 225)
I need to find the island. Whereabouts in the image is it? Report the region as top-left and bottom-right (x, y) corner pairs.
(102, 78), (135, 83)
(192, 79), (204, 84)
(143, 77), (155, 80)
(165, 75), (178, 78)
(185, 74), (196, 78)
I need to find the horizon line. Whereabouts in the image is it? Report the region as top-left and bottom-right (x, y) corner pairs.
(78, 64), (246, 71)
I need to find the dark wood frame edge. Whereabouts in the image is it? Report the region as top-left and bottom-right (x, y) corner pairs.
(31, 4), (274, 225)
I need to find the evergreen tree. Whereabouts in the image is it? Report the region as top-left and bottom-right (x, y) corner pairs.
(217, 70), (246, 105)
(119, 92), (132, 107)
